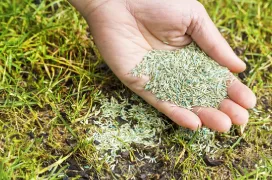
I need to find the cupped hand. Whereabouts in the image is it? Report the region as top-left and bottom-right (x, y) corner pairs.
(69, 0), (256, 132)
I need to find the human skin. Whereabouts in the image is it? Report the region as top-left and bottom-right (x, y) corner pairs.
(68, 0), (256, 132)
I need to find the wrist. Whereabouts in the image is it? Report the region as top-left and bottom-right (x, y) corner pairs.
(68, 0), (108, 21)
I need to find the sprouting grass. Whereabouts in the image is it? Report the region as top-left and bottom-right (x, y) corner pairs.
(0, 0), (271, 179)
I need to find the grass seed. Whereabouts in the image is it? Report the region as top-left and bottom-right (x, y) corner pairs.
(132, 42), (232, 110)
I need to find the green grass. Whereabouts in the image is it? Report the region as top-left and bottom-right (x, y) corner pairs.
(0, 0), (271, 179)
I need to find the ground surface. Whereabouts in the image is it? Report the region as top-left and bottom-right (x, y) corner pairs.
(0, 0), (271, 179)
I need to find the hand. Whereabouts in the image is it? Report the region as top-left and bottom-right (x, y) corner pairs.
(69, 0), (256, 132)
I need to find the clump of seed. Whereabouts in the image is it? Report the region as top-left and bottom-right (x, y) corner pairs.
(132, 42), (232, 110)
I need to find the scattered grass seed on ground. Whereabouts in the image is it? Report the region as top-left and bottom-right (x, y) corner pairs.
(132, 42), (232, 110)
(91, 95), (168, 164)
(90, 94), (226, 166)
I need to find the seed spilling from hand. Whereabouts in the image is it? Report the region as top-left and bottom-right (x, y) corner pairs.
(132, 42), (232, 110)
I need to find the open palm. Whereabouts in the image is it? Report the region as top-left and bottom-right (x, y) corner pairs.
(70, 0), (256, 132)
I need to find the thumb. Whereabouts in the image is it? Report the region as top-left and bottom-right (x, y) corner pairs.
(187, 2), (246, 73)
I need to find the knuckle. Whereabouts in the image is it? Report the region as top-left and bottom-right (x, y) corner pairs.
(168, 107), (179, 120)
(188, 13), (205, 36)
(187, 2), (207, 36)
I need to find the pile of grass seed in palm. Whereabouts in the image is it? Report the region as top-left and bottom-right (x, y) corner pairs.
(132, 42), (232, 110)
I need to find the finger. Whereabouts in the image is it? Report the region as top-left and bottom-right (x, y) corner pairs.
(219, 99), (249, 125)
(127, 76), (202, 130)
(193, 107), (232, 132)
(155, 101), (202, 130)
(187, 1), (246, 73)
(227, 77), (256, 109)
